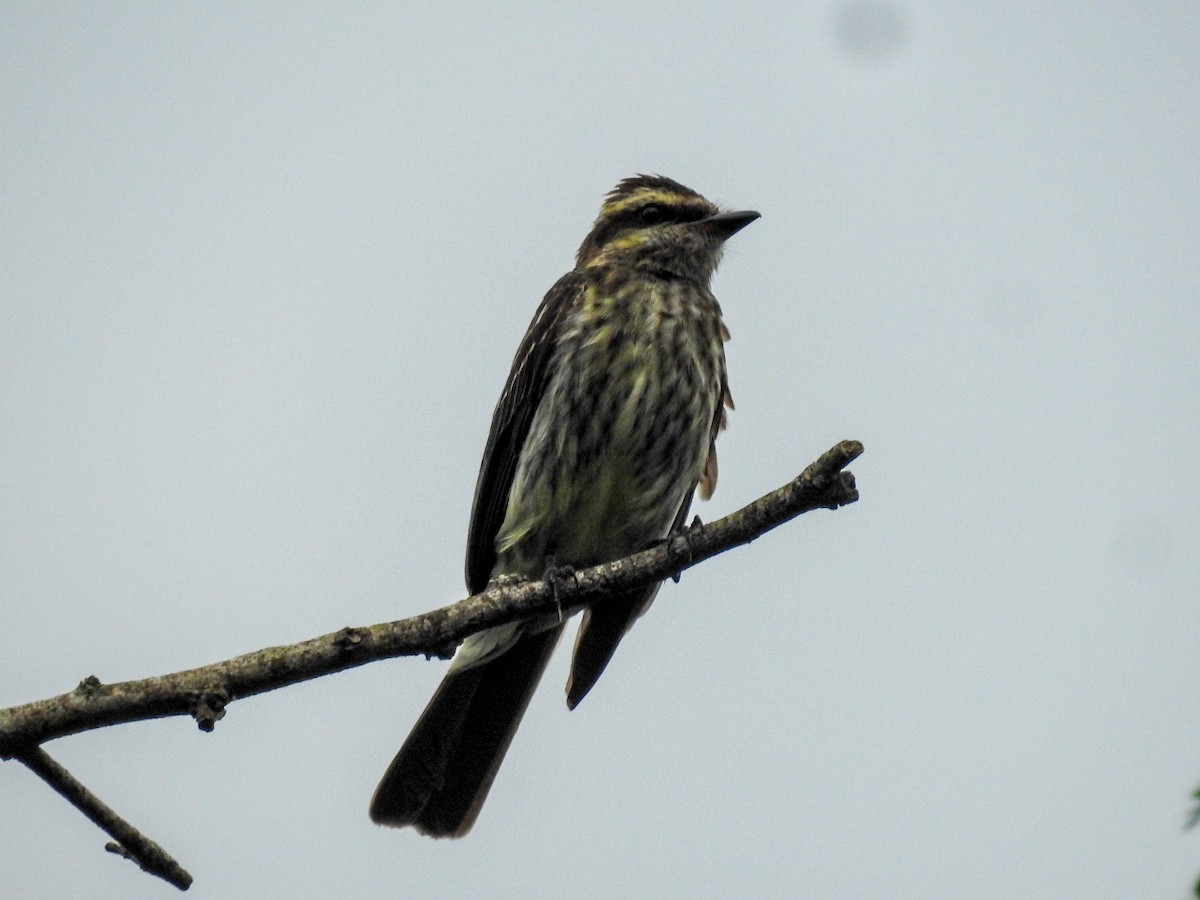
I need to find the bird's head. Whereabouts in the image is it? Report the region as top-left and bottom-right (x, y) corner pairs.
(575, 175), (759, 284)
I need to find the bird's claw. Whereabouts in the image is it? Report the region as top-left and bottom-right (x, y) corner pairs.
(542, 558), (578, 622)
(666, 515), (704, 583)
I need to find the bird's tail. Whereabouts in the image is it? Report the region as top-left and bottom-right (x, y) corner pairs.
(369, 622), (564, 837)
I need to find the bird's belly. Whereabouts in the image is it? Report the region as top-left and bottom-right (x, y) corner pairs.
(494, 335), (718, 578)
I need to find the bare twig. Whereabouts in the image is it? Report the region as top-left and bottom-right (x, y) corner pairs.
(16, 746), (192, 891)
(0, 440), (860, 753)
(1, 440), (861, 890)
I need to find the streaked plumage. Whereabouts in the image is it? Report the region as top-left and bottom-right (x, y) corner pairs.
(370, 175), (758, 836)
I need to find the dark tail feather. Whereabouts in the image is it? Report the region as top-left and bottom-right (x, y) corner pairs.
(566, 495), (694, 710)
(369, 623), (564, 837)
(566, 584), (660, 710)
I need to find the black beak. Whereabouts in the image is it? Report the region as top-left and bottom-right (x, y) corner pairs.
(698, 209), (761, 241)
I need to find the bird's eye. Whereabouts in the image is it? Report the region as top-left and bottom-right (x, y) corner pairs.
(639, 204), (665, 225)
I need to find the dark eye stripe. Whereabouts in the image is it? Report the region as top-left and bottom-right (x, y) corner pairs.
(575, 196), (718, 264)
(670, 202), (711, 224)
(613, 200), (710, 230)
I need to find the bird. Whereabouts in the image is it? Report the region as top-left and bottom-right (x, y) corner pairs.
(369, 175), (758, 837)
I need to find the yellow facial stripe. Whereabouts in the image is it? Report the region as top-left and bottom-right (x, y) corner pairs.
(606, 231), (651, 251)
(601, 189), (692, 217)
(579, 230), (653, 268)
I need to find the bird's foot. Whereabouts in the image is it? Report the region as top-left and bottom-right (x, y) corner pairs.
(665, 515), (704, 583)
(541, 558), (578, 623)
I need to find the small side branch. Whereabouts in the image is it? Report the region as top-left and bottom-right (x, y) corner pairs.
(16, 746), (192, 891)
(1, 439), (860, 890)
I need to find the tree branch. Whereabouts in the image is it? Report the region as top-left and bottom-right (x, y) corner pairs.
(1, 439), (860, 890)
(1, 439), (860, 753)
(15, 746), (193, 890)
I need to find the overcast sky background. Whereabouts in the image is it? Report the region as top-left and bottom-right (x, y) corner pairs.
(2, 4), (1198, 898)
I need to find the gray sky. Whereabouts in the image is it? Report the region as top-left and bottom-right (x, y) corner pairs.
(2, 3), (1198, 898)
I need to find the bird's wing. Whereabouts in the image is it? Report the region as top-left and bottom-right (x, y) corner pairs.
(465, 271), (584, 594)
